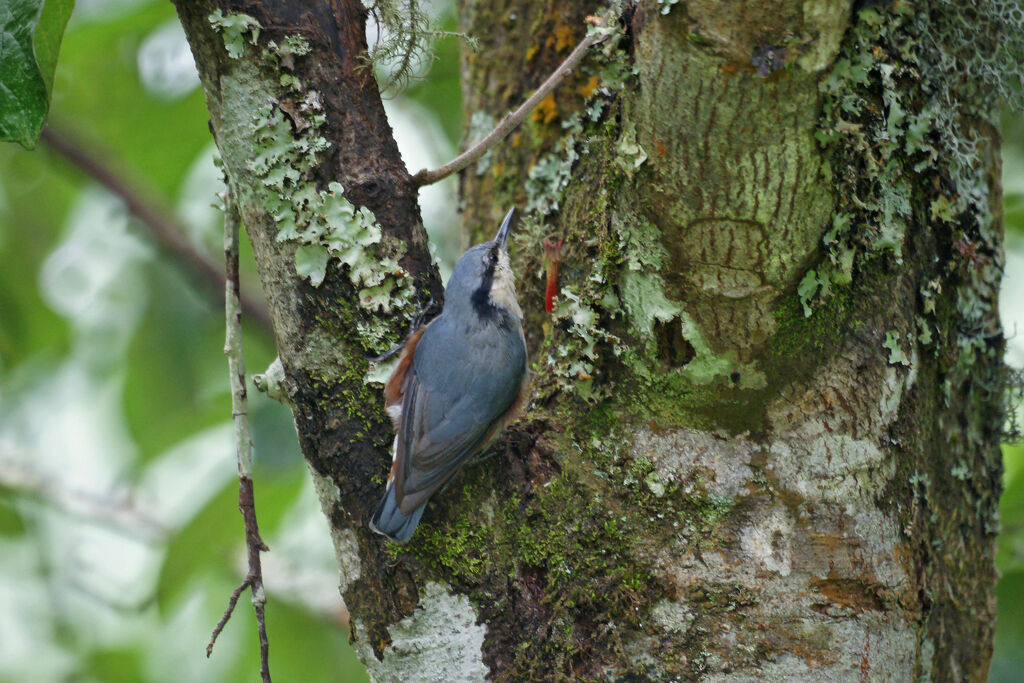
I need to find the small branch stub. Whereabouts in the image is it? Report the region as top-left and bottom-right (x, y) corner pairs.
(253, 356), (289, 404)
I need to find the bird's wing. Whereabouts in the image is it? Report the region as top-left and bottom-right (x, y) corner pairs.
(393, 318), (525, 513)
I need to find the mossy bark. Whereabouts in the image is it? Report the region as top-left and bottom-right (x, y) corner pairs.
(452, 0), (1005, 680)
(178, 0), (1006, 680)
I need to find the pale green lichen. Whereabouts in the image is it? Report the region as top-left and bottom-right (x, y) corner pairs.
(364, 355), (400, 387)
(619, 270), (680, 337)
(208, 10), (260, 59)
(525, 133), (579, 216)
(524, 33), (637, 218)
(364, 0), (436, 93)
(247, 103), (414, 335)
(253, 356), (288, 404)
(615, 122), (647, 175)
(549, 284), (621, 399)
(656, 0), (679, 16)
(883, 330), (911, 367)
(210, 13), (417, 351)
(271, 34), (311, 58)
(806, 0), (1020, 323)
(355, 583), (489, 681)
(676, 313), (736, 384)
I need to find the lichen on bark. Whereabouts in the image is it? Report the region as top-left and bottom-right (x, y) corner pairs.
(176, 0), (1014, 679)
(448, 0), (1010, 679)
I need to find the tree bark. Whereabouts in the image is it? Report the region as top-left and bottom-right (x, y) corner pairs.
(177, 1), (1007, 681)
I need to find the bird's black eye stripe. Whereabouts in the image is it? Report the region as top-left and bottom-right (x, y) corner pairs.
(471, 258), (497, 318)
(488, 248), (498, 264)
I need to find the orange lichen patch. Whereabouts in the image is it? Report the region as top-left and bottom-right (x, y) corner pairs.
(532, 93), (559, 124)
(809, 575), (887, 613)
(525, 45), (539, 62)
(655, 138), (668, 158)
(511, 132), (523, 148)
(721, 61), (741, 75)
(547, 22), (575, 53)
(787, 644), (838, 669)
(576, 74), (599, 99)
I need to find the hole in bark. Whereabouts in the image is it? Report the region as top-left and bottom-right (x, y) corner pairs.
(654, 318), (695, 368)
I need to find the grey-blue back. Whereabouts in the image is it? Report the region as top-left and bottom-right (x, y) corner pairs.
(395, 311), (526, 510)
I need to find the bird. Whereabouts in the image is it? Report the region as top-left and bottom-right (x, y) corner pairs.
(370, 208), (528, 543)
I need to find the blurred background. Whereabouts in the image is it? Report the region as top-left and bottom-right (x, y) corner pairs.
(0, 1), (1020, 681)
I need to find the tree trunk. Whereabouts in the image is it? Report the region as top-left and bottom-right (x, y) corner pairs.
(176, 1), (1008, 680)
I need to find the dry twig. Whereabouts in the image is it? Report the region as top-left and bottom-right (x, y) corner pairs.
(206, 195), (272, 682)
(411, 14), (613, 187)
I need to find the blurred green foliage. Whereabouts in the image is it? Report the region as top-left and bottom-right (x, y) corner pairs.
(0, 0), (463, 679)
(0, 1), (1021, 681)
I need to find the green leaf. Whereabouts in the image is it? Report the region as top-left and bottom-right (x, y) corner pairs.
(32, 0), (73, 94)
(0, 0), (74, 147)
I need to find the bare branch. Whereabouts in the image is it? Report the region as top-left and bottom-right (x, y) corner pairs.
(207, 578), (252, 657)
(0, 450), (168, 541)
(210, 195), (272, 681)
(39, 125), (275, 335)
(411, 20), (610, 187)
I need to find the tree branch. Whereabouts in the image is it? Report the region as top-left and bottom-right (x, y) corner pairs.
(411, 17), (609, 187)
(0, 449), (168, 541)
(208, 195), (271, 681)
(39, 125), (275, 335)
(207, 578), (252, 657)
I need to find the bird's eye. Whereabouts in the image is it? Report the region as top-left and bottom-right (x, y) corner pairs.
(488, 250), (498, 264)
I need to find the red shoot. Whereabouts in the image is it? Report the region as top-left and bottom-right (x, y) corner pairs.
(543, 239), (563, 314)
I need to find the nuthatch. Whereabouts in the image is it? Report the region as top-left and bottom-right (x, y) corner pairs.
(370, 208), (528, 542)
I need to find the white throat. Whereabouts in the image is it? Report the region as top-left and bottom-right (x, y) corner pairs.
(490, 250), (522, 319)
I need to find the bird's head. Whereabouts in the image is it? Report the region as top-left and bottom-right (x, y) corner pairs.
(444, 208), (522, 324)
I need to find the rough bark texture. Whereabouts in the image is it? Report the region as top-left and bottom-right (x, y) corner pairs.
(177, 0), (1007, 680)
(174, 0), (441, 648)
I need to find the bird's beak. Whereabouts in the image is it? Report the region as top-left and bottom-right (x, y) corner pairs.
(494, 208), (515, 249)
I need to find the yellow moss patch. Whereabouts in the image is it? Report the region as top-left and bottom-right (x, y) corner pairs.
(549, 23), (575, 52)
(532, 93), (559, 124)
(577, 74), (599, 99)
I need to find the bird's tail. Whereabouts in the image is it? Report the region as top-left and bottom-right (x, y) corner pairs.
(369, 482), (425, 543)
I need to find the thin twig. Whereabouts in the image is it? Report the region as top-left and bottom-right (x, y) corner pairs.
(209, 195), (272, 682)
(39, 125), (275, 334)
(207, 578), (252, 656)
(411, 17), (611, 187)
